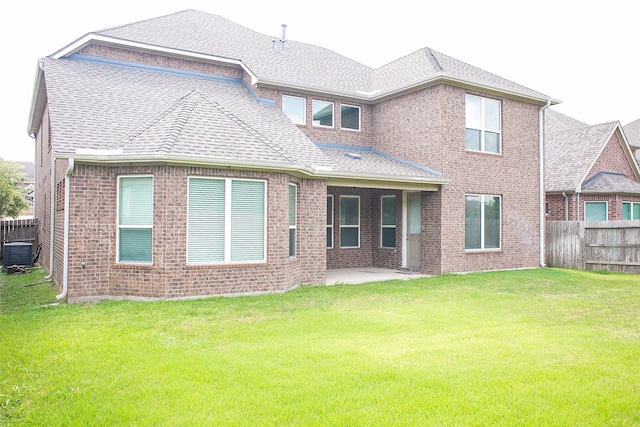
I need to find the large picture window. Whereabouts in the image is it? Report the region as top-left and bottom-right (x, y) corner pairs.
(312, 100), (334, 128)
(465, 94), (501, 154)
(327, 195), (334, 249)
(585, 201), (607, 221)
(340, 195), (360, 248)
(289, 184), (297, 258)
(381, 195), (396, 248)
(465, 194), (501, 250)
(117, 176), (153, 263)
(622, 202), (640, 220)
(187, 177), (266, 263)
(282, 95), (305, 125)
(340, 104), (361, 131)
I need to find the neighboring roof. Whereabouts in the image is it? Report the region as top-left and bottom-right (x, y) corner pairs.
(623, 118), (640, 149)
(581, 171), (640, 194)
(545, 120), (620, 192)
(58, 9), (554, 104)
(545, 109), (588, 134)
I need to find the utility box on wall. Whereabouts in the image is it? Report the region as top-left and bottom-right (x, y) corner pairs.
(2, 242), (33, 268)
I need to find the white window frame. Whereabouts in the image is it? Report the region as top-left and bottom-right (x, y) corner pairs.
(465, 194), (501, 251)
(187, 176), (267, 264)
(584, 201), (608, 221)
(380, 195), (396, 248)
(312, 100), (334, 128)
(622, 201), (640, 220)
(339, 195), (360, 248)
(116, 175), (153, 264)
(282, 95), (306, 125)
(289, 183), (297, 258)
(327, 195), (334, 249)
(340, 103), (361, 132)
(465, 94), (501, 154)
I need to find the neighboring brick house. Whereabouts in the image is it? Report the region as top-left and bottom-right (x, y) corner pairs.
(27, 10), (557, 301)
(545, 110), (640, 221)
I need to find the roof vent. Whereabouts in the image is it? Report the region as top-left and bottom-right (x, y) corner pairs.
(345, 152), (362, 160)
(280, 24), (287, 54)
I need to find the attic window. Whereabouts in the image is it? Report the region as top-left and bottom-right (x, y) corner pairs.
(345, 152), (361, 159)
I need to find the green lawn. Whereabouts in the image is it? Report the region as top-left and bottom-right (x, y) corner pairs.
(1, 268), (639, 426)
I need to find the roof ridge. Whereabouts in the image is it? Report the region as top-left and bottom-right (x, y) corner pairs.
(210, 99), (299, 164)
(94, 9), (195, 34)
(426, 48), (444, 72)
(157, 91), (201, 153)
(112, 90), (199, 148)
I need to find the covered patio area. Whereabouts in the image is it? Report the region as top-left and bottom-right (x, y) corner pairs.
(326, 267), (429, 285)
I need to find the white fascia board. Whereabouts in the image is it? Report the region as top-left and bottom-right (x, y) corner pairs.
(259, 73), (560, 106)
(58, 151), (447, 188)
(52, 34), (259, 85)
(27, 61), (46, 135)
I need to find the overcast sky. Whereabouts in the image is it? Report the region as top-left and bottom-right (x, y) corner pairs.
(2, 0), (638, 162)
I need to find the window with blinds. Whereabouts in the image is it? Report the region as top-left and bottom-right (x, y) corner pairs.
(117, 176), (153, 263)
(187, 177), (266, 264)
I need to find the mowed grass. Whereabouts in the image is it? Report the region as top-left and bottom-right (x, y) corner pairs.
(1, 268), (639, 426)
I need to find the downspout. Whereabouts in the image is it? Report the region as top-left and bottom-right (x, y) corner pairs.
(562, 192), (569, 221)
(45, 156), (56, 280)
(56, 158), (74, 301)
(539, 100), (551, 267)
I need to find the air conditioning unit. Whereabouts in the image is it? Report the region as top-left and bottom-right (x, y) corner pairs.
(3, 242), (33, 268)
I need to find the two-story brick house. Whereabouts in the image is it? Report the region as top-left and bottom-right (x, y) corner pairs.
(545, 110), (640, 221)
(28, 10), (557, 301)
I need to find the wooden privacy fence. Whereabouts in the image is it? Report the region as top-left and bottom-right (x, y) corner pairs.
(546, 220), (640, 273)
(1, 218), (39, 260)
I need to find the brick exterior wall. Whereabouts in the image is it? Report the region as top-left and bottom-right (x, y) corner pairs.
(39, 162), (327, 300)
(372, 86), (542, 273)
(78, 45), (244, 80)
(585, 132), (636, 181)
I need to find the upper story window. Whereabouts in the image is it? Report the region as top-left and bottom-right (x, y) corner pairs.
(282, 95), (306, 125)
(465, 94), (501, 154)
(312, 100), (334, 128)
(340, 104), (361, 131)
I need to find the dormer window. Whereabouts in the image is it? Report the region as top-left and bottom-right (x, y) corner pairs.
(465, 94), (501, 154)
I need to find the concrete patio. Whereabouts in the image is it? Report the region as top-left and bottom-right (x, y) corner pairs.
(326, 267), (428, 285)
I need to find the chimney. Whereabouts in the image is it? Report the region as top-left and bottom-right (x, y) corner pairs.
(280, 24), (287, 53)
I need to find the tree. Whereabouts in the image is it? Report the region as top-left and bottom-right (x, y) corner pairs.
(0, 158), (28, 219)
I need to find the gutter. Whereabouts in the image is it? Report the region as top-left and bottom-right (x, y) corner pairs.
(56, 158), (74, 301)
(45, 155), (56, 281)
(539, 99), (551, 268)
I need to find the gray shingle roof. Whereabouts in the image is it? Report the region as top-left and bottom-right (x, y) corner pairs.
(545, 109), (588, 134)
(43, 56), (331, 170)
(93, 10), (552, 101)
(316, 143), (445, 182)
(545, 120), (618, 192)
(43, 56), (447, 185)
(581, 171), (640, 194)
(623, 118), (640, 149)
